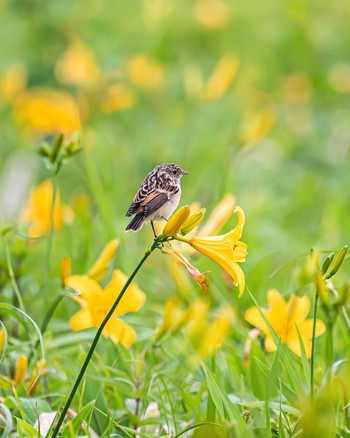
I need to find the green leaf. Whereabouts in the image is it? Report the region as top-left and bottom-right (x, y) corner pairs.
(202, 364), (246, 432)
(0, 403), (13, 438)
(16, 418), (43, 438)
(60, 400), (95, 438)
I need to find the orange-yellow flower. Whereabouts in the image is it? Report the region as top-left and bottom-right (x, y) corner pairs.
(14, 88), (81, 137)
(198, 194), (236, 237)
(240, 109), (275, 146)
(161, 247), (209, 294)
(176, 206), (247, 296)
(55, 39), (100, 87)
(194, 0), (231, 29)
(0, 63), (27, 103)
(203, 55), (239, 102)
(66, 270), (146, 347)
(22, 179), (74, 237)
(100, 84), (137, 113)
(127, 55), (164, 92)
(245, 289), (326, 358)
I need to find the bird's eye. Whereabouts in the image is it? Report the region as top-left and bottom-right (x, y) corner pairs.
(172, 170), (177, 175)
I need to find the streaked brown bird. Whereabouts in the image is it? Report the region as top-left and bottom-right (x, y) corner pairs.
(125, 162), (189, 237)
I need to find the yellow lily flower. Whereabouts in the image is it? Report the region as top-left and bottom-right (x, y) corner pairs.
(176, 206), (247, 296)
(161, 247), (209, 294)
(180, 208), (206, 235)
(0, 328), (7, 352)
(194, 0), (231, 30)
(245, 289), (326, 358)
(66, 270), (146, 348)
(23, 179), (74, 237)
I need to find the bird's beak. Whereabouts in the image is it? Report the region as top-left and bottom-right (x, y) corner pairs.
(181, 169), (189, 175)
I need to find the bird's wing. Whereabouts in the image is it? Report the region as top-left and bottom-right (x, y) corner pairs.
(126, 185), (179, 218)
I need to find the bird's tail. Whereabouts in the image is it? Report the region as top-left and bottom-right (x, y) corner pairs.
(125, 214), (145, 232)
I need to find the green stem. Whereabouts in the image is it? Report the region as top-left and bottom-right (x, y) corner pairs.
(325, 322), (334, 367)
(310, 292), (319, 400)
(29, 293), (65, 366)
(206, 355), (216, 422)
(46, 172), (58, 274)
(51, 244), (157, 437)
(2, 235), (25, 313)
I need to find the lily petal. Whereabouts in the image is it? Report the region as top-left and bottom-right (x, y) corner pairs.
(65, 275), (102, 302)
(163, 206), (191, 238)
(104, 269), (146, 315)
(69, 309), (93, 331)
(87, 238), (119, 281)
(105, 318), (137, 348)
(198, 194), (236, 236)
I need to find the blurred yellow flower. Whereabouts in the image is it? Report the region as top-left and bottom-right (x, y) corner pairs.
(14, 355), (28, 384)
(0, 63), (27, 103)
(0, 328), (7, 352)
(66, 269), (146, 347)
(203, 55), (239, 102)
(240, 109), (275, 145)
(161, 247), (209, 294)
(60, 256), (71, 285)
(55, 39), (100, 87)
(284, 72), (312, 103)
(327, 63), (350, 94)
(176, 206), (247, 296)
(198, 194), (235, 237)
(100, 84), (137, 113)
(157, 297), (234, 362)
(27, 359), (47, 395)
(87, 238), (120, 281)
(245, 289), (326, 358)
(194, 0), (231, 29)
(23, 179), (74, 237)
(14, 88), (81, 137)
(127, 54), (164, 92)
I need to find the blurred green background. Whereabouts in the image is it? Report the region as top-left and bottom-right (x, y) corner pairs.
(1, 0), (349, 311)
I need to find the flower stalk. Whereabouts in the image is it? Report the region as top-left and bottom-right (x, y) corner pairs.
(51, 240), (159, 437)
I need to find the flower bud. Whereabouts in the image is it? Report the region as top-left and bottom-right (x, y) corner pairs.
(180, 208), (206, 235)
(162, 206), (190, 238)
(326, 245), (347, 279)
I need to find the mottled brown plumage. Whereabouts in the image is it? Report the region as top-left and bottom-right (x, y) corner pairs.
(125, 163), (188, 234)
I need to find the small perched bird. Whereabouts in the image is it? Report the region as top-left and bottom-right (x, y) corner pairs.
(125, 162), (189, 236)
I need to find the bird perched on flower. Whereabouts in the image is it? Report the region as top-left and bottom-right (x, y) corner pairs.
(125, 163), (188, 236)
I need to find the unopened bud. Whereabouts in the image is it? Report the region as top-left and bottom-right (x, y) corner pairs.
(321, 252), (334, 275)
(180, 208), (206, 235)
(326, 246), (347, 279)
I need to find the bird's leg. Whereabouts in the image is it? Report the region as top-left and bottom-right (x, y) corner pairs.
(151, 221), (158, 240)
(161, 216), (168, 222)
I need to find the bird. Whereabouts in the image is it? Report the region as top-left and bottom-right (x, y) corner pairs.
(125, 162), (189, 237)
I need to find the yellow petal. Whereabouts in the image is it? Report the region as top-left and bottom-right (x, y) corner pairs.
(199, 307), (234, 357)
(69, 309), (93, 331)
(65, 275), (102, 302)
(297, 319), (326, 339)
(265, 336), (277, 353)
(127, 55), (164, 92)
(267, 290), (288, 334)
(162, 206), (191, 238)
(60, 256), (71, 284)
(0, 327), (7, 352)
(105, 318), (137, 348)
(224, 206), (245, 242)
(161, 247), (209, 294)
(180, 208), (206, 235)
(14, 355), (28, 384)
(199, 194), (236, 237)
(104, 269), (146, 315)
(292, 295), (310, 322)
(232, 241), (248, 262)
(87, 238), (119, 281)
(203, 55), (239, 102)
(245, 307), (268, 333)
(288, 338), (312, 358)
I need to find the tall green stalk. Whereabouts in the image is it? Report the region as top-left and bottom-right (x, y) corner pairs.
(51, 242), (159, 437)
(310, 291), (319, 400)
